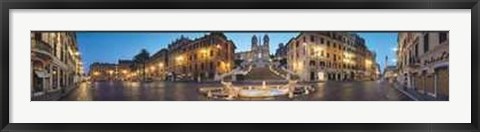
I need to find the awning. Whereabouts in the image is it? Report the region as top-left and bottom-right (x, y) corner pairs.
(34, 70), (50, 78)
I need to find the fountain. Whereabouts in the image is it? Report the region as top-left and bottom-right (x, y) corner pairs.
(199, 50), (314, 100)
(207, 90), (212, 98)
(304, 87), (310, 94)
(199, 79), (314, 100)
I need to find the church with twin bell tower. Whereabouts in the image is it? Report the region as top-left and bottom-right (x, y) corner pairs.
(251, 34), (270, 60)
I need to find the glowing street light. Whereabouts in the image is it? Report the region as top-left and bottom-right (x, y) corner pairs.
(150, 65), (156, 71)
(108, 70), (114, 75)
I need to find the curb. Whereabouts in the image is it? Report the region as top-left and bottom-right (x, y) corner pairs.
(391, 84), (420, 101)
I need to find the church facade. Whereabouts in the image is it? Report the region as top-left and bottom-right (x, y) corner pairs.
(234, 34), (271, 63)
(251, 34), (270, 60)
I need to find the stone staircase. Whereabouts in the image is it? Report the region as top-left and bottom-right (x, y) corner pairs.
(217, 65), (250, 81)
(277, 67), (300, 80)
(243, 67), (285, 81)
(218, 58), (299, 82)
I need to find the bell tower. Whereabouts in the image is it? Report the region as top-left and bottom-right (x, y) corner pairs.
(251, 35), (260, 59)
(263, 34), (270, 58)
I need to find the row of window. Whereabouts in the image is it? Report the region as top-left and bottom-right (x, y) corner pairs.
(170, 48), (231, 63)
(34, 32), (78, 67)
(293, 36), (366, 55)
(292, 50), (359, 64)
(171, 37), (230, 53)
(313, 32), (360, 45)
(403, 32), (448, 56)
(179, 61), (227, 73)
(307, 60), (366, 70)
(401, 32), (448, 66)
(173, 49), (230, 63)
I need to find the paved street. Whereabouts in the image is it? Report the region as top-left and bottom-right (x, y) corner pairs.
(299, 81), (412, 101)
(60, 81), (412, 101)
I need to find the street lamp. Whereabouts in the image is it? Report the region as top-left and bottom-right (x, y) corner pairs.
(150, 66), (156, 71)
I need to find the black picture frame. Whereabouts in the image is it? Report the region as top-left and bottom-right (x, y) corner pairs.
(1, 0), (478, 131)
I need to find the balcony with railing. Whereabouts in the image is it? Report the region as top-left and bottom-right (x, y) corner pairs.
(31, 39), (52, 56)
(407, 57), (421, 68)
(31, 39), (53, 59)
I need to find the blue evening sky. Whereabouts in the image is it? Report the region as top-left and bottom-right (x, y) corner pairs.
(356, 32), (399, 68)
(77, 32), (397, 73)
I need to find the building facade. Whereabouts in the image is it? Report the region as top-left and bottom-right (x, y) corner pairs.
(251, 34), (270, 60)
(396, 32), (449, 98)
(234, 34), (272, 63)
(89, 60), (137, 81)
(31, 32), (84, 99)
(286, 32), (379, 81)
(89, 63), (118, 81)
(167, 32), (235, 81)
(145, 49), (168, 80)
(116, 60), (134, 81)
(234, 51), (251, 61)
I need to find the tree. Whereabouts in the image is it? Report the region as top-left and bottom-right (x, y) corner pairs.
(279, 58), (287, 67)
(234, 59), (244, 68)
(133, 49), (150, 81)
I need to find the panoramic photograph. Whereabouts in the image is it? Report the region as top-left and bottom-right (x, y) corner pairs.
(30, 31), (449, 101)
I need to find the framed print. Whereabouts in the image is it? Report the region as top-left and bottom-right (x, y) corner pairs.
(1, 0), (479, 131)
